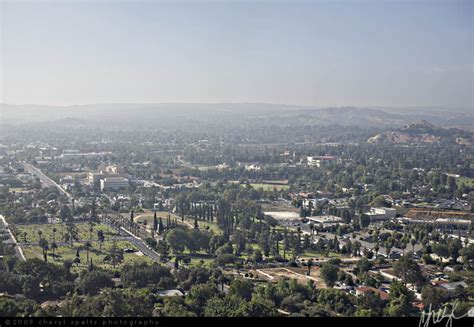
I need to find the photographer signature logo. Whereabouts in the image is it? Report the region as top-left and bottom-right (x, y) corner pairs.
(419, 300), (470, 327)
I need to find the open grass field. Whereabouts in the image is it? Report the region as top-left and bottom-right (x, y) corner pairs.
(134, 210), (223, 235)
(8, 187), (29, 193)
(13, 222), (117, 244)
(227, 180), (290, 191)
(183, 217), (222, 234)
(14, 222), (152, 270)
(457, 176), (474, 188)
(21, 239), (151, 268)
(182, 252), (215, 268)
(188, 256), (214, 267)
(133, 210), (180, 228)
(250, 183), (290, 191)
(300, 250), (342, 259)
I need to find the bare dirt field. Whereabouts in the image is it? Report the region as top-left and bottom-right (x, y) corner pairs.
(254, 267), (326, 288)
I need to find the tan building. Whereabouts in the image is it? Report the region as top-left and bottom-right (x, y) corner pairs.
(366, 207), (397, 221)
(88, 165), (125, 186)
(103, 165), (123, 174)
(87, 172), (105, 185)
(100, 177), (129, 191)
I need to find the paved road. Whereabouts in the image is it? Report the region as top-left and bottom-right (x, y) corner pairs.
(0, 215), (26, 261)
(101, 215), (162, 262)
(23, 163), (73, 200)
(119, 227), (161, 261)
(16, 165), (167, 264)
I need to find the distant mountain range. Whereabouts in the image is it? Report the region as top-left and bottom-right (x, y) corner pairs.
(1, 103), (473, 131)
(367, 120), (474, 145)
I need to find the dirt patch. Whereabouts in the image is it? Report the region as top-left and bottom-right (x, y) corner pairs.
(255, 267), (326, 288)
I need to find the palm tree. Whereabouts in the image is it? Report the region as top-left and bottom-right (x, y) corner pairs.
(215, 270), (226, 292)
(65, 222), (78, 247)
(411, 238), (416, 252)
(401, 241), (407, 255)
(85, 241), (92, 262)
(110, 239), (118, 268)
(74, 248), (81, 267)
(374, 242), (380, 257)
(97, 230), (105, 249)
(307, 259), (313, 276)
(88, 221), (94, 242)
(353, 241), (361, 257)
(38, 239), (49, 262)
(385, 241), (393, 258)
(52, 227), (57, 244)
(283, 231), (289, 260)
(51, 241), (58, 260)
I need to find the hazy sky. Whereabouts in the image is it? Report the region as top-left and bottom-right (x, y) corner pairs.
(1, 0), (473, 108)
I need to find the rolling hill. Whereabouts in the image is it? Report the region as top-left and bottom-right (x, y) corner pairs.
(367, 120), (474, 145)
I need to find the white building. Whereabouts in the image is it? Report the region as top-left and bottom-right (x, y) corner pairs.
(245, 164), (261, 171)
(307, 156), (321, 167)
(216, 163), (230, 171)
(59, 152), (111, 161)
(307, 156), (336, 167)
(435, 218), (472, 226)
(100, 177), (129, 191)
(88, 165), (124, 186)
(102, 165), (123, 174)
(366, 207), (397, 221)
(88, 172), (105, 185)
(307, 215), (343, 226)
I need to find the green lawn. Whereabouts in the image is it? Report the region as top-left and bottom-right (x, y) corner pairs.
(168, 250), (215, 268)
(14, 222), (117, 244)
(15, 222), (152, 270)
(239, 241), (343, 261)
(300, 250), (341, 259)
(187, 256), (215, 268)
(134, 210), (181, 226)
(186, 218), (222, 235)
(250, 183), (290, 191)
(22, 239), (152, 270)
(134, 210), (222, 235)
(227, 180), (290, 191)
(457, 176), (474, 188)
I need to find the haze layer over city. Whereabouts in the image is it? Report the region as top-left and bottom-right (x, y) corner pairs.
(0, 0), (473, 321)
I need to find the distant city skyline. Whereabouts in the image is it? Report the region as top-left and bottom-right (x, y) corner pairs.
(1, 0), (472, 109)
